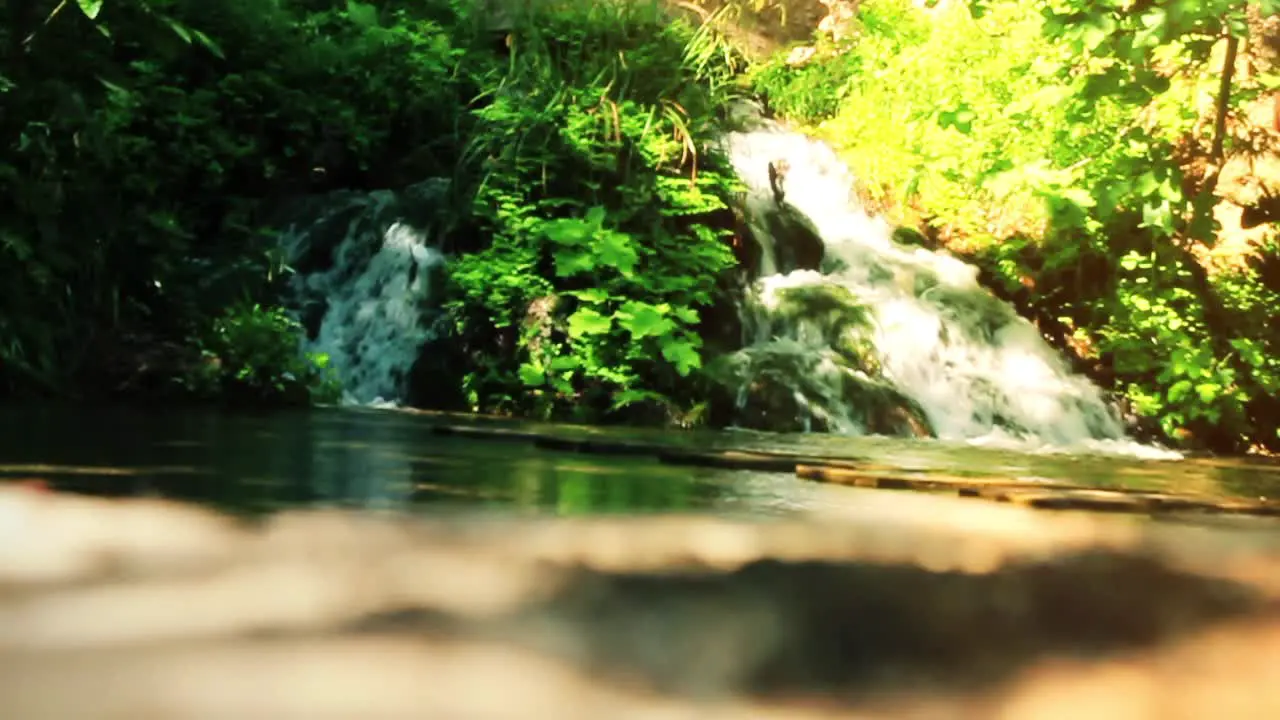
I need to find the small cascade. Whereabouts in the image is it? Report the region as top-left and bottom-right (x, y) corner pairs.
(719, 102), (1145, 451)
(279, 180), (448, 406)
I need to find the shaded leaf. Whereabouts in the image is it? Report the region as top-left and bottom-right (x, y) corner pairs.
(660, 338), (701, 376)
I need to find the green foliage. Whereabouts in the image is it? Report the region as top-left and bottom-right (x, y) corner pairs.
(444, 0), (744, 422)
(185, 303), (341, 404)
(1102, 252), (1245, 438)
(749, 0), (927, 123)
(750, 50), (863, 123)
(753, 0), (1280, 449)
(0, 0), (469, 404)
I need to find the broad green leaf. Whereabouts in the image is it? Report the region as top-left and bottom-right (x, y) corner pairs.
(596, 232), (639, 275)
(567, 308), (613, 338)
(548, 355), (580, 371)
(617, 302), (674, 339)
(566, 288), (609, 304)
(1078, 14), (1117, 52)
(518, 363), (545, 386)
(544, 219), (590, 246)
(1167, 379), (1193, 403)
(553, 248), (596, 277)
(1195, 383), (1221, 404)
(660, 339), (701, 377)
(672, 306), (699, 324)
(1141, 202), (1175, 236)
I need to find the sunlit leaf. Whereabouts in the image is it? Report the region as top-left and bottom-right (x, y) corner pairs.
(596, 232), (639, 276)
(75, 0), (104, 20)
(672, 306), (698, 324)
(548, 355), (580, 372)
(565, 288), (609, 304)
(191, 30), (226, 59)
(1195, 383), (1221, 404)
(518, 363), (545, 386)
(617, 302), (674, 340)
(567, 308), (613, 338)
(1167, 379), (1193, 403)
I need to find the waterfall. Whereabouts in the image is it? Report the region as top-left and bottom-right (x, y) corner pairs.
(279, 180), (448, 407)
(719, 102), (1167, 454)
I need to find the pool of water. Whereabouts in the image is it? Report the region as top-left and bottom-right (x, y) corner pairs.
(1, 404), (1278, 516)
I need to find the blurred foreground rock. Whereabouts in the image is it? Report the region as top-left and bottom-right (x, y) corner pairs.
(1, 484), (1279, 718)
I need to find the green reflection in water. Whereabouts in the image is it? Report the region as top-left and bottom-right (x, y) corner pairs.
(0, 405), (730, 516)
(1, 404), (1278, 517)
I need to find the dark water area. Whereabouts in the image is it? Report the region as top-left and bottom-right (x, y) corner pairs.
(2, 404), (1279, 518)
(0, 405), (804, 516)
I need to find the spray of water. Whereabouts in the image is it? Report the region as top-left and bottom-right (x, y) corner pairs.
(272, 109), (1171, 457)
(281, 188), (445, 407)
(721, 102), (1174, 457)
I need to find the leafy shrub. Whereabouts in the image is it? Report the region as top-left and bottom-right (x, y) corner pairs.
(751, 0), (1280, 450)
(444, 0), (745, 422)
(0, 0), (469, 404)
(186, 303), (340, 404)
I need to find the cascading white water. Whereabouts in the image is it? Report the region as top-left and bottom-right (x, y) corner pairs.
(721, 102), (1170, 455)
(279, 184), (446, 407)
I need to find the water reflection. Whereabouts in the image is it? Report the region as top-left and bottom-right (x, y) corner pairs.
(0, 406), (737, 515)
(1, 404), (1278, 516)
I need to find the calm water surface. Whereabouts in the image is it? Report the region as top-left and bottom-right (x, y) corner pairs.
(1, 404), (1278, 516)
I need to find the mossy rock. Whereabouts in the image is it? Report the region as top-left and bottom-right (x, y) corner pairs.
(707, 345), (934, 438)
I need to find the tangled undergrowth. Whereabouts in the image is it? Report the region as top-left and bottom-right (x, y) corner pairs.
(752, 0), (1280, 452)
(1, 0), (749, 421)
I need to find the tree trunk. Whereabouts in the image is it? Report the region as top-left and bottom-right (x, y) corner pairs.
(1212, 34), (1240, 162)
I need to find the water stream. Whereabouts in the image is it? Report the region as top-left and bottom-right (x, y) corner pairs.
(720, 101), (1164, 456)
(276, 101), (1170, 457)
(279, 181), (448, 406)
